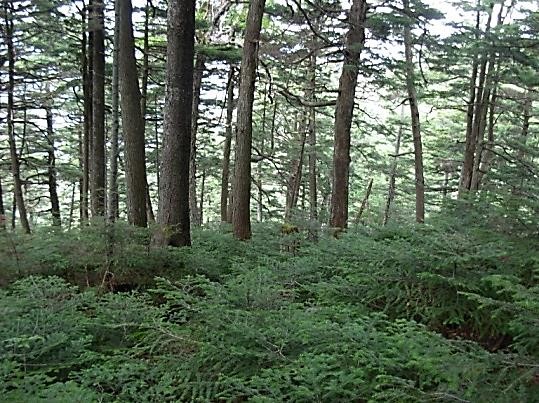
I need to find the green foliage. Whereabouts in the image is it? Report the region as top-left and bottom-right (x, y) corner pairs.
(1, 222), (538, 401)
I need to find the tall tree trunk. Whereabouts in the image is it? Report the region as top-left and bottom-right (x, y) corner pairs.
(189, 54), (205, 227)
(3, 0), (30, 234)
(141, 0), (155, 223)
(403, 0), (425, 223)
(46, 107), (61, 226)
(459, 2), (494, 196)
(119, 0), (148, 227)
(221, 65), (235, 222)
(80, 2), (91, 223)
(90, 0), (106, 217)
(329, 0), (367, 229)
(285, 119), (307, 222)
(474, 87), (497, 189)
(308, 52), (318, 225)
(198, 168), (206, 225)
(355, 177), (373, 223)
(69, 183), (76, 230)
(232, 0), (266, 240)
(383, 108), (403, 226)
(108, 0), (120, 222)
(156, 0), (195, 247)
(0, 175), (5, 230)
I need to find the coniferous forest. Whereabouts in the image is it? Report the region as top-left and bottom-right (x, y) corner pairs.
(1, 0), (539, 401)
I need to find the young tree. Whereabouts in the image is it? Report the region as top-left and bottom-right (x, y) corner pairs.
(232, 0), (266, 240)
(156, 0), (196, 246)
(221, 64), (236, 223)
(329, 0), (367, 230)
(90, 0), (106, 217)
(118, 0), (148, 227)
(3, 0), (30, 233)
(403, 0), (425, 223)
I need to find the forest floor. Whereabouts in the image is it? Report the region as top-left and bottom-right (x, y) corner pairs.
(1, 221), (538, 402)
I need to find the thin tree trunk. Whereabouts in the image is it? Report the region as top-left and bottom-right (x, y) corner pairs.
(329, 0), (367, 230)
(141, 0), (155, 223)
(383, 110), (403, 226)
(355, 177), (373, 223)
(221, 65), (235, 222)
(3, 0), (30, 234)
(308, 52), (317, 225)
(108, 0), (120, 222)
(0, 176), (5, 230)
(459, 2), (494, 195)
(189, 54), (206, 226)
(285, 119), (307, 222)
(156, 0), (195, 247)
(403, 0), (425, 223)
(119, 0), (148, 227)
(46, 107), (61, 226)
(474, 87), (497, 188)
(232, 0), (266, 240)
(80, 1), (91, 223)
(69, 183), (76, 230)
(90, 0), (106, 217)
(198, 168), (206, 225)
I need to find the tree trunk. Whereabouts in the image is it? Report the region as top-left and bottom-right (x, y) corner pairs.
(3, 0), (30, 234)
(90, 0), (106, 217)
(308, 52), (318, 224)
(383, 108), (403, 226)
(459, 2), (494, 196)
(355, 177), (373, 223)
(285, 119), (307, 222)
(189, 54), (206, 227)
(141, 0), (155, 223)
(198, 168), (206, 225)
(46, 107), (61, 226)
(329, 0), (367, 230)
(221, 65), (236, 222)
(474, 87), (497, 189)
(156, 0), (195, 247)
(80, 2), (91, 223)
(232, 0), (266, 240)
(108, 0), (120, 222)
(68, 183), (76, 230)
(403, 0), (425, 223)
(0, 175), (5, 230)
(119, 0), (148, 227)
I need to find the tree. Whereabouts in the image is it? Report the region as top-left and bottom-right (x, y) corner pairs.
(403, 0), (425, 223)
(3, 0), (30, 234)
(221, 64), (236, 223)
(232, 0), (266, 240)
(90, 0), (106, 217)
(118, 0), (148, 227)
(45, 107), (61, 226)
(329, 0), (367, 230)
(156, 0), (196, 247)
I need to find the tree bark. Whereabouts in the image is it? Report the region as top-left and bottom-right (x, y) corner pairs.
(0, 175), (5, 230)
(403, 0), (425, 223)
(108, 0), (120, 223)
(308, 52), (318, 225)
(46, 107), (61, 226)
(459, 2), (494, 196)
(141, 1), (155, 223)
(329, 0), (367, 230)
(90, 0), (106, 217)
(119, 0), (148, 227)
(383, 107), (403, 226)
(285, 118), (307, 222)
(232, 0), (266, 240)
(189, 54), (206, 226)
(3, 0), (31, 234)
(221, 65), (236, 222)
(80, 2), (91, 223)
(355, 177), (373, 223)
(156, 0), (195, 247)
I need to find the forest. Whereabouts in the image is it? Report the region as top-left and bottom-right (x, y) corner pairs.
(0, 0), (538, 401)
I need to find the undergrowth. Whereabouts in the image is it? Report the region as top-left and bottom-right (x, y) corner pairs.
(0, 220), (538, 402)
